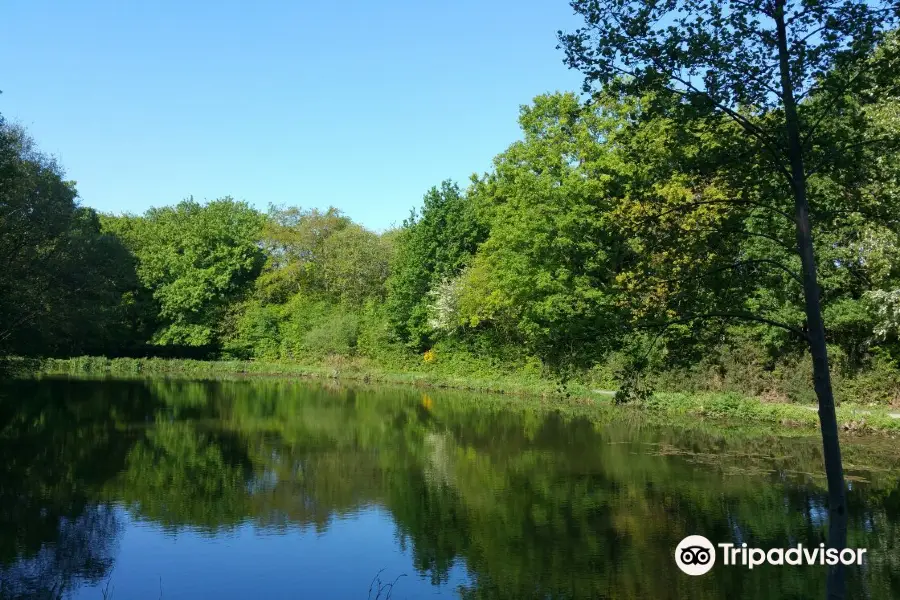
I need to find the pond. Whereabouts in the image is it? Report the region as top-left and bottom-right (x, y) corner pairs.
(0, 377), (898, 599)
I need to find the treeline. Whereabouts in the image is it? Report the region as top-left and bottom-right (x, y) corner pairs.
(2, 35), (899, 402)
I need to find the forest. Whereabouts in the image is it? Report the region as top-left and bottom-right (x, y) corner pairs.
(2, 27), (900, 407)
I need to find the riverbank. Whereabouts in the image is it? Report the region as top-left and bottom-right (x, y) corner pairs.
(22, 356), (900, 434)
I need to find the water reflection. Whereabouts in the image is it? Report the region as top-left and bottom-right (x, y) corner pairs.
(0, 378), (898, 599)
(0, 505), (119, 600)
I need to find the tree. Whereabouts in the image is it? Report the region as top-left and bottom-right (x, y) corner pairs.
(255, 206), (391, 305)
(222, 207), (393, 360)
(0, 119), (79, 356)
(386, 181), (488, 348)
(456, 93), (628, 368)
(558, 2), (900, 596)
(0, 119), (136, 358)
(39, 207), (144, 355)
(319, 224), (392, 305)
(104, 198), (265, 348)
(255, 205), (352, 303)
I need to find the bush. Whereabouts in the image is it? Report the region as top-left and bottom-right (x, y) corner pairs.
(355, 301), (408, 367)
(604, 337), (900, 406)
(222, 303), (281, 360)
(834, 350), (900, 406)
(301, 312), (360, 357)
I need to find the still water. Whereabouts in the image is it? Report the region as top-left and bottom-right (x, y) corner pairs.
(0, 377), (898, 599)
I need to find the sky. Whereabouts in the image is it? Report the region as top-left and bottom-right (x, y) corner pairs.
(0, 1), (586, 231)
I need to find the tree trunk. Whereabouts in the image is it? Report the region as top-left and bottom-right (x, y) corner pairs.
(774, 2), (848, 599)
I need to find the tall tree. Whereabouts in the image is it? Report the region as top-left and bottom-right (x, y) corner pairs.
(255, 206), (352, 303)
(104, 198), (265, 348)
(455, 93), (628, 368)
(558, 2), (899, 597)
(0, 119), (135, 358)
(319, 224), (393, 305)
(386, 181), (488, 348)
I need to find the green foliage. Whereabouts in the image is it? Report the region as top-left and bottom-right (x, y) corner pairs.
(456, 93), (628, 369)
(556, 7), (900, 407)
(300, 311), (360, 357)
(319, 224), (392, 305)
(255, 205), (351, 303)
(0, 120), (137, 357)
(218, 206), (393, 362)
(6, 18), (900, 599)
(221, 302), (282, 360)
(386, 181), (488, 348)
(103, 198), (266, 347)
(559, 0), (897, 115)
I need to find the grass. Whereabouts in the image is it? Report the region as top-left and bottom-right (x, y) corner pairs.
(643, 392), (900, 434)
(23, 356), (900, 434)
(30, 355), (570, 397)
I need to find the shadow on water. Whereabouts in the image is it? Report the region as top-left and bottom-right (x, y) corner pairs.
(0, 377), (898, 599)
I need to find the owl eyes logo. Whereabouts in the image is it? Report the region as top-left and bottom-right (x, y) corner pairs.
(680, 545), (712, 565)
(675, 536), (716, 575)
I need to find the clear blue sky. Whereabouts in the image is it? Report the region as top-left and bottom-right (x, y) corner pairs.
(1, 1), (585, 231)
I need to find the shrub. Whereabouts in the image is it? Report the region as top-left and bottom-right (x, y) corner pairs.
(301, 312), (360, 357)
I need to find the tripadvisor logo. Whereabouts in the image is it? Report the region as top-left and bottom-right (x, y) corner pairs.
(675, 535), (867, 576)
(675, 535), (716, 575)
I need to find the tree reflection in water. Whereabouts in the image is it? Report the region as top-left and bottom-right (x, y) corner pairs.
(0, 505), (120, 600)
(0, 378), (897, 599)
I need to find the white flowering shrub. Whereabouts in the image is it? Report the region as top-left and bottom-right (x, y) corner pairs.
(866, 289), (900, 339)
(426, 274), (464, 333)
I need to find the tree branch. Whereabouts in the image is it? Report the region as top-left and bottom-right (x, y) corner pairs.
(800, 69), (869, 152)
(807, 135), (900, 177)
(638, 311), (808, 341)
(731, 0), (774, 18)
(639, 257), (803, 288)
(634, 197), (796, 224)
(675, 226), (796, 253)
